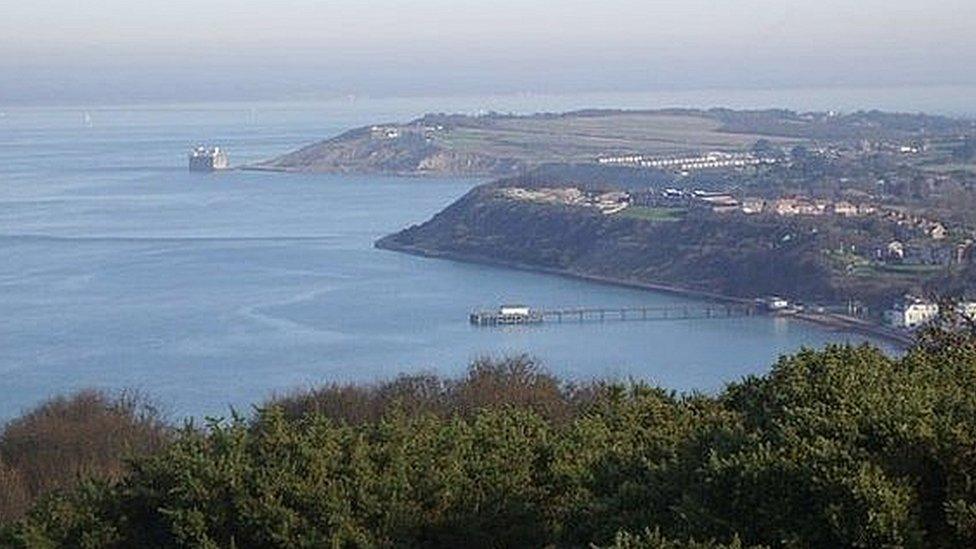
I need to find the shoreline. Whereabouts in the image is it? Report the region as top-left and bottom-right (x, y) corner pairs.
(238, 164), (507, 178)
(375, 238), (914, 349)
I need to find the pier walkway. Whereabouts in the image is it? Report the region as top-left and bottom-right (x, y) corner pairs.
(470, 303), (758, 326)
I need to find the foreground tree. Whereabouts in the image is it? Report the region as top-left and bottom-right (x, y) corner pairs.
(2, 339), (976, 547)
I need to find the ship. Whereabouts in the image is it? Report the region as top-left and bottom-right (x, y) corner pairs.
(188, 146), (229, 172)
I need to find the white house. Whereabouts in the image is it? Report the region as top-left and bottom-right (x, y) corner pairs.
(957, 301), (976, 321)
(885, 240), (905, 261)
(883, 296), (939, 329)
(832, 201), (858, 216)
(927, 223), (948, 240)
(741, 198), (765, 214)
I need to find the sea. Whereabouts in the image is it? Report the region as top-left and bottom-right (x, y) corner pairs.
(3, 86), (970, 421)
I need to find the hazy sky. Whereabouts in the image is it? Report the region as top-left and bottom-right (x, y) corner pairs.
(2, 0), (975, 104)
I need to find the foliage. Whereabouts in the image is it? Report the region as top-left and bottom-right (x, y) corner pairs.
(269, 354), (596, 425)
(606, 528), (759, 549)
(951, 137), (976, 163)
(0, 390), (168, 523)
(3, 339), (976, 547)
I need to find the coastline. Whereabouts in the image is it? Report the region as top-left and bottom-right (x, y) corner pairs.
(375, 238), (914, 349)
(238, 163), (508, 178)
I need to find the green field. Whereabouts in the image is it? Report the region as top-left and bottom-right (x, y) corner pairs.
(435, 112), (800, 164)
(921, 162), (976, 174)
(616, 206), (687, 222)
(850, 262), (944, 279)
(270, 110), (806, 174)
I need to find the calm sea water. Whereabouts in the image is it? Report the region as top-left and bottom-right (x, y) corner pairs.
(4, 87), (959, 421)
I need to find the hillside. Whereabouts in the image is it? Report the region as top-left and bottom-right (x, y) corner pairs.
(377, 182), (925, 308)
(259, 110), (782, 176)
(256, 109), (973, 176)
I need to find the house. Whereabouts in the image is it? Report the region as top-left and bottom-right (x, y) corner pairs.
(926, 223), (947, 240)
(883, 296), (939, 328)
(832, 201), (857, 216)
(810, 200), (830, 215)
(370, 126), (400, 139)
(696, 193), (739, 213)
(594, 191), (631, 215)
(857, 204), (878, 216)
(793, 199), (826, 216)
(955, 240), (974, 265)
(741, 198), (765, 214)
(795, 200), (817, 215)
(957, 301), (976, 321)
(772, 198), (799, 216)
(885, 240), (905, 261)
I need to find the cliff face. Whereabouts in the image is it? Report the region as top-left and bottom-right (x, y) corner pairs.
(377, 186), (840, 301)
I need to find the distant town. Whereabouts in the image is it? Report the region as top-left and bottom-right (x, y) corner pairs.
(365, 109), (976, 343)
(238, 107), (976, 341)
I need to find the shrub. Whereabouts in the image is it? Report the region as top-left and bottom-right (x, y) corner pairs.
(0, 390), (168, 523)
(4, 341), (976, 546)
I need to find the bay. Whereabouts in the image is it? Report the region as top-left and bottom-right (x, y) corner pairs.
(3, 88), (950, 420)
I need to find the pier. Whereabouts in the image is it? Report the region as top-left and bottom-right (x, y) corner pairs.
(470, 303), (758, 326)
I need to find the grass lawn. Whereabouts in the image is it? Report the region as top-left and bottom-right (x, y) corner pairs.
(617, 206), (687, 222)
(919, 162), (976, 174)
(438, 112), (802, 163)
(850, 263), (944, 279)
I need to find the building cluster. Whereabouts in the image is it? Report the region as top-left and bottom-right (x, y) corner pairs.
(498, 187), (630, 215)
(762, 198), (877, 218)
(866, 140), (926, 155)
(883, 296), (976, 329)
(369, 124), (445, 142)
(370, 126), (401, 139)
(877, 209), (948, 240)
(715, 196), (949, 240)
(878, 238), (971, 267)
(631, 188), (742, 213)
(634, 189), (896, 221)
(801, 139), (928, 162)
(597, 151), (776, 174)
(632, 188), (954, 247)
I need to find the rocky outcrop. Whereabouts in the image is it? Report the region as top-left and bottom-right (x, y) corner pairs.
(258, 127), (519, 176)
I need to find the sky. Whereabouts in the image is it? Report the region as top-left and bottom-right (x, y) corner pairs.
(2, 0), (975, 104)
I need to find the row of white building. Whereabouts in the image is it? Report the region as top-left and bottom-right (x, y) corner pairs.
(598, 151), (776, 172)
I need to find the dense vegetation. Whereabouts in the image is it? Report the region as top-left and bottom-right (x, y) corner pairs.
(3, 327), (976, 547)
(0, 391), (167, 523)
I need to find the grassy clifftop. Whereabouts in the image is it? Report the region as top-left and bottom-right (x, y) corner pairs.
(258, 108), (972, 176)
(256, 110), (782, 176)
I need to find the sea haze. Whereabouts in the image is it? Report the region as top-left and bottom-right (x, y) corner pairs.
(0, 94), (909, 421)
